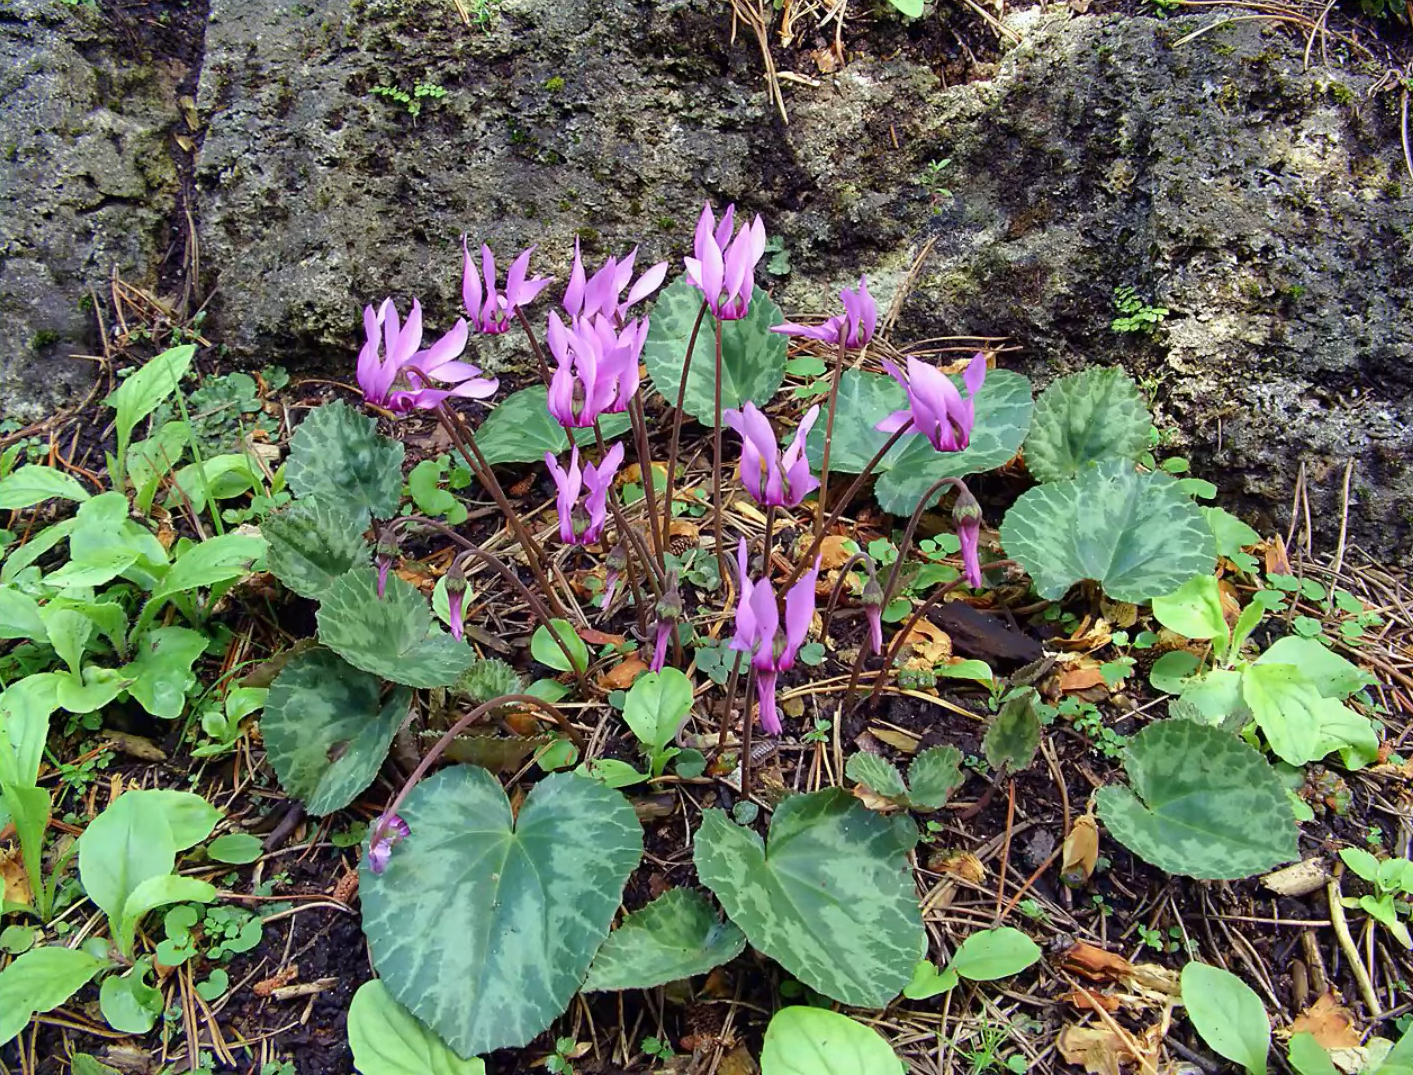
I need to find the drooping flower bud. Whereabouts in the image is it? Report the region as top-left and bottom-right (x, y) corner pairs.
(952, 484), (985, 590)
(602, 539), (629, 610)
(374, 525), (400, 599)
(445, 559), (468, 641)
(860, 570), (885, 657)
(650, 572), (684, 672)
(366, 812), (410, 875)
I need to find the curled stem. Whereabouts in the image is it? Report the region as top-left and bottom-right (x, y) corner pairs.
(881, 476), (966, 608)
(626, 392), (666, 567)
(818, 551), (875, 641)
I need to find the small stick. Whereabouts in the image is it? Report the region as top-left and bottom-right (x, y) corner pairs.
(1327, 877), (1383, 1016)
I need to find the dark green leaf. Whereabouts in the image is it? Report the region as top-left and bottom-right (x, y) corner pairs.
(263, 500), (369, 600)
(1023, 368), (1151, 483)
(583, 889), (746, 992)
(286, 401), (404, 523)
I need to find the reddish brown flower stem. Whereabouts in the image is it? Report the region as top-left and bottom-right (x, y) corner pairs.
(659, 300), (711, 552)
(814, 334), (849, 540)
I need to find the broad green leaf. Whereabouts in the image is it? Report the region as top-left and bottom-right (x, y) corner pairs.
(1000, 460), (1215, 603)
(318, 568), (474, 688)
(43, 547), (140, 589)
(642, 277), (788, 424)
(622, 668), (693, 753)
(0, 673), (60, 788)
(348, 980), (486, 1075)
(1150, 650), (1202, 694)
(579, 757), (648, 788)
(0, 586), (46, 642)
(872, 370), (1034, 515)
(55, 667), (132, 715)
(263, 648), (413, 814)
(71, 1054), (122, 1075)
(1095, 719), (1296, 879)
(117, 875), (217, 958)
(361, 768), (642, 1057)
(98, 962), (163, 1034)
(1241, 663), (1324, 765)
(1023, 367), (1151, 483)
(0, 464), (92, 510)
(583, 888), (746, 992)
(845, 752), (908, 802)
(802, 369), (906, 474)
(168, 454), (258, 513)
(1, 517), (77, 582)
(149, 532), (266, 603)
(207, 833), (264, 864)
(1181, 962), (1270, 1075)
(530, 618), (590, 675)
(907, 746), (965, 811)
(1315, 702), (1380, 770)
(694, 789), (924, 1007)
(1256, 637), (1375, 699)
(1205, 506), (1261, 560)
(1153, 575), (1229, 646)
(107, 345), (196, 463)
(130, 789), (219, 850)
(126, 420), (190, 509)
(472, 386), (629, 467)
(1338, 846), (1382, 884)
(935, 659), (993, 685)
(1174, 669), (1248, 732)
(43, 606), (94, 677)
(1288, 1032), (1340, 1075)
(760, 1006), (904, 1075)
(0, 945), (109, 1047)
(78, 792), (178, 927)
(262, 499), (369, 599)
(983, 688), (1041, 772)
(123, 626), (207, 719)
(286, 401), (404, 522)
(948, 927), (1042, 980)
(903, 960), (959, 999)
(2, 784), (49, 915)
(887, 0), (924, 15)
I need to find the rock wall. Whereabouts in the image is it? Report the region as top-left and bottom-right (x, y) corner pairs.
(3, 0), (1410, 558)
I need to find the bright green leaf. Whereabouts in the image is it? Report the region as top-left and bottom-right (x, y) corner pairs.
(348, 979), (486, 1075)
(948, 927), (1042, 980)
(207, 833), (264, 864)
(1181, 962), (1270, 1075)
(622, 668), (693, 753)
(760, 1006), (904, 1075)
(1241, 663), (1325, 766)
(0, 464), (92, 510)
(1153, 575), (1229, 645)
(530, 619), (590, 675)
(0, 946), (109, 1047)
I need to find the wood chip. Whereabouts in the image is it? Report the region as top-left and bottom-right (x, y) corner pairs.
(101, 731), (167, 762)
(868, 725), (920, 753)
(1262, 858), (1330, 898)
(270, 977), (339, 1001)
(252, 964), (299, 997)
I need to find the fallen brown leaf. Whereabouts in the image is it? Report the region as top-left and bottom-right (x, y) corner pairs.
(899, 617), (952, 666)
(1265, 535), (1292, 576)
(715, 1044), (759, 1075)
(580, 627), (625, 647)
(869, 725), (920, 753)
(331, 868), (359, 905)
(1057, 1024), (1155, 1075)
(252, 964), (299, 997)
(1291, 993), (1362, 1051)
(1, 846), (32, 907)
(931, 849), (988, 884)
(1062, 989), (1122, 1013)
(817, 534), (857, 570)
(1061, 815), (1100, 888)
(1062, 941), (1137, 983)
(598, 655), (648, 690)
(1057, 664), (1109, 693)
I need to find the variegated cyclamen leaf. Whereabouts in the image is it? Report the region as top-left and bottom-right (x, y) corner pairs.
(361, 768), (642, 1058)
(286, 401), (404, 523)
(317, 568), (474, 688)
(1024, 367), (1152, 483)
(1095, 719), (1296, 880)
(906, 746), (965, 811)
(693, 789), (924, 1007)
(583, 888), (745, 992)
(263, 500), (369, 600)
(802, 370), (907, 474)
(999, 460), (1215, 603)
(845, 752), (908, 803)
(262, 648), (412, 815)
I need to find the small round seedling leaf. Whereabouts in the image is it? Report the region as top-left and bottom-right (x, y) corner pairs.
(1000, 460), (1215, 603)
(474, 386), (629, 467)
(530, 619), (589, 674)
(1024, 367), (1151, 483)
(693, 789), (924, 1007)
(1181, 962), (1270, 1075)
(949, 927), (1042, 981)
(318, 568), (474, 688)
(362, 768), (642, 1057)
(263, 648), (413, 815)
(206, 833), (264, 865)
(873, 370), (1034, 515)
(583, 888), (746, 992)
(845, 752), (908, 803)
(622, 668), (694, 753)
(906, 746), (965, 811)
(348, 979), (486, 1075)
(286, 401), (404, 523)
(760, 1006), (904, 1075)
(642, 277), (788, 425)
(903, 960), (960, 999)
(263, 499), (369, 600)
(1095, 719), (1296, 879)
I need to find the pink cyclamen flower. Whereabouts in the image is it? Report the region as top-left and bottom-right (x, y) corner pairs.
(545, 313), (647, 428)
(683, 203), (767, 321)
(462, 239), (553, 334)
(366, 813), (410, 875)
(953, 486), (985, 589)
(875, 353), (987, 453)
(861, 572), (885, 657)
(772, 276), (878, 348)
(730, 541), (820, 735)
(356, 298), (496, 412)
(649, 576), (684, 672)
(545, 442), (625, 546)
(722, 402), (820, 509)
(563, 240), (669, 325)
(445, 560), (468, 640)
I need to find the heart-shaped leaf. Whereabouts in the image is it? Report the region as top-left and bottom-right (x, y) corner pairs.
(1152, 575), (1229, 645)
(1023, 367), (1151, 483)
(317, 568), (474, 688)
(760, 1006), (904, 1075)
(642, 277), (787, 425)
(583, 888), (746, 992)
(286, 401), (404, 523)
(1000, 460), (1215, 603)
(802, 370), (907, 474)
(845, 752), (908, 803)
(361, 768), (642, 1057)
(263, 648), (412, 815)
(693, 789), (924, 1007)
(1095, 719), (1296, 879)
(263, 500), (370, 600)
(473, 386), (629, 467)
(123, 626), (207, 719)
(907, 746), (965, 811)
(348, 979), (486, 1075)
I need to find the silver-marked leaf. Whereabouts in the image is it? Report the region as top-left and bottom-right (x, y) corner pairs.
(845, 752), (908, 803)
(583, 888), (746, 992)
(642, 277), (787, 425)
(263, 500), (369, 600)
(263, 648), (412, 815)
(1024, 367), (1151, 483)
(1096, 719), (1296, 879)
(348, 980), (486, 1075)
(474, 386), (629, 467)
(693, 789), (924, 1007)
(906, 746), (965, 811)
(1000, 460), (1215, 603)
(317, 568), (474, 688)
(760, 1006), (904, 1075)
(873, 370), (1034, 515)
(802, 370), (906, 474)
(286, 401), (403, 523)
(983, 689), (1041, 773)
(362, 768), (642, 1057)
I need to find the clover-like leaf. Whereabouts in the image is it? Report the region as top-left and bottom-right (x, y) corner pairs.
(845, 752), (909, 803)
(693, 789), (924, 1007)
(1095, 719), (1297, 879)
(760, 1006), (904, 1075)
(317, 568), (474, 688)
(474, 386), (629, 467)
(907, 746), (965, 811)
(263, 648), (412, 815)
(362, 768), (642, 1057)
(263, 500), (369, 600)
(286, 401), (404, 522)
(1024, 367), (1151, 483)
(348, 979), (486, 1075)
(1000, 460), (1215, 603)
(583, 888), (746, 992)
(643, 277), (787, 425)
(872, 370), (1034, 515)
(983, 688), (1041, 773)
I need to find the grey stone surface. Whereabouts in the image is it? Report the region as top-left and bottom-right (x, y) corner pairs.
(0, 0), (184, 420)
